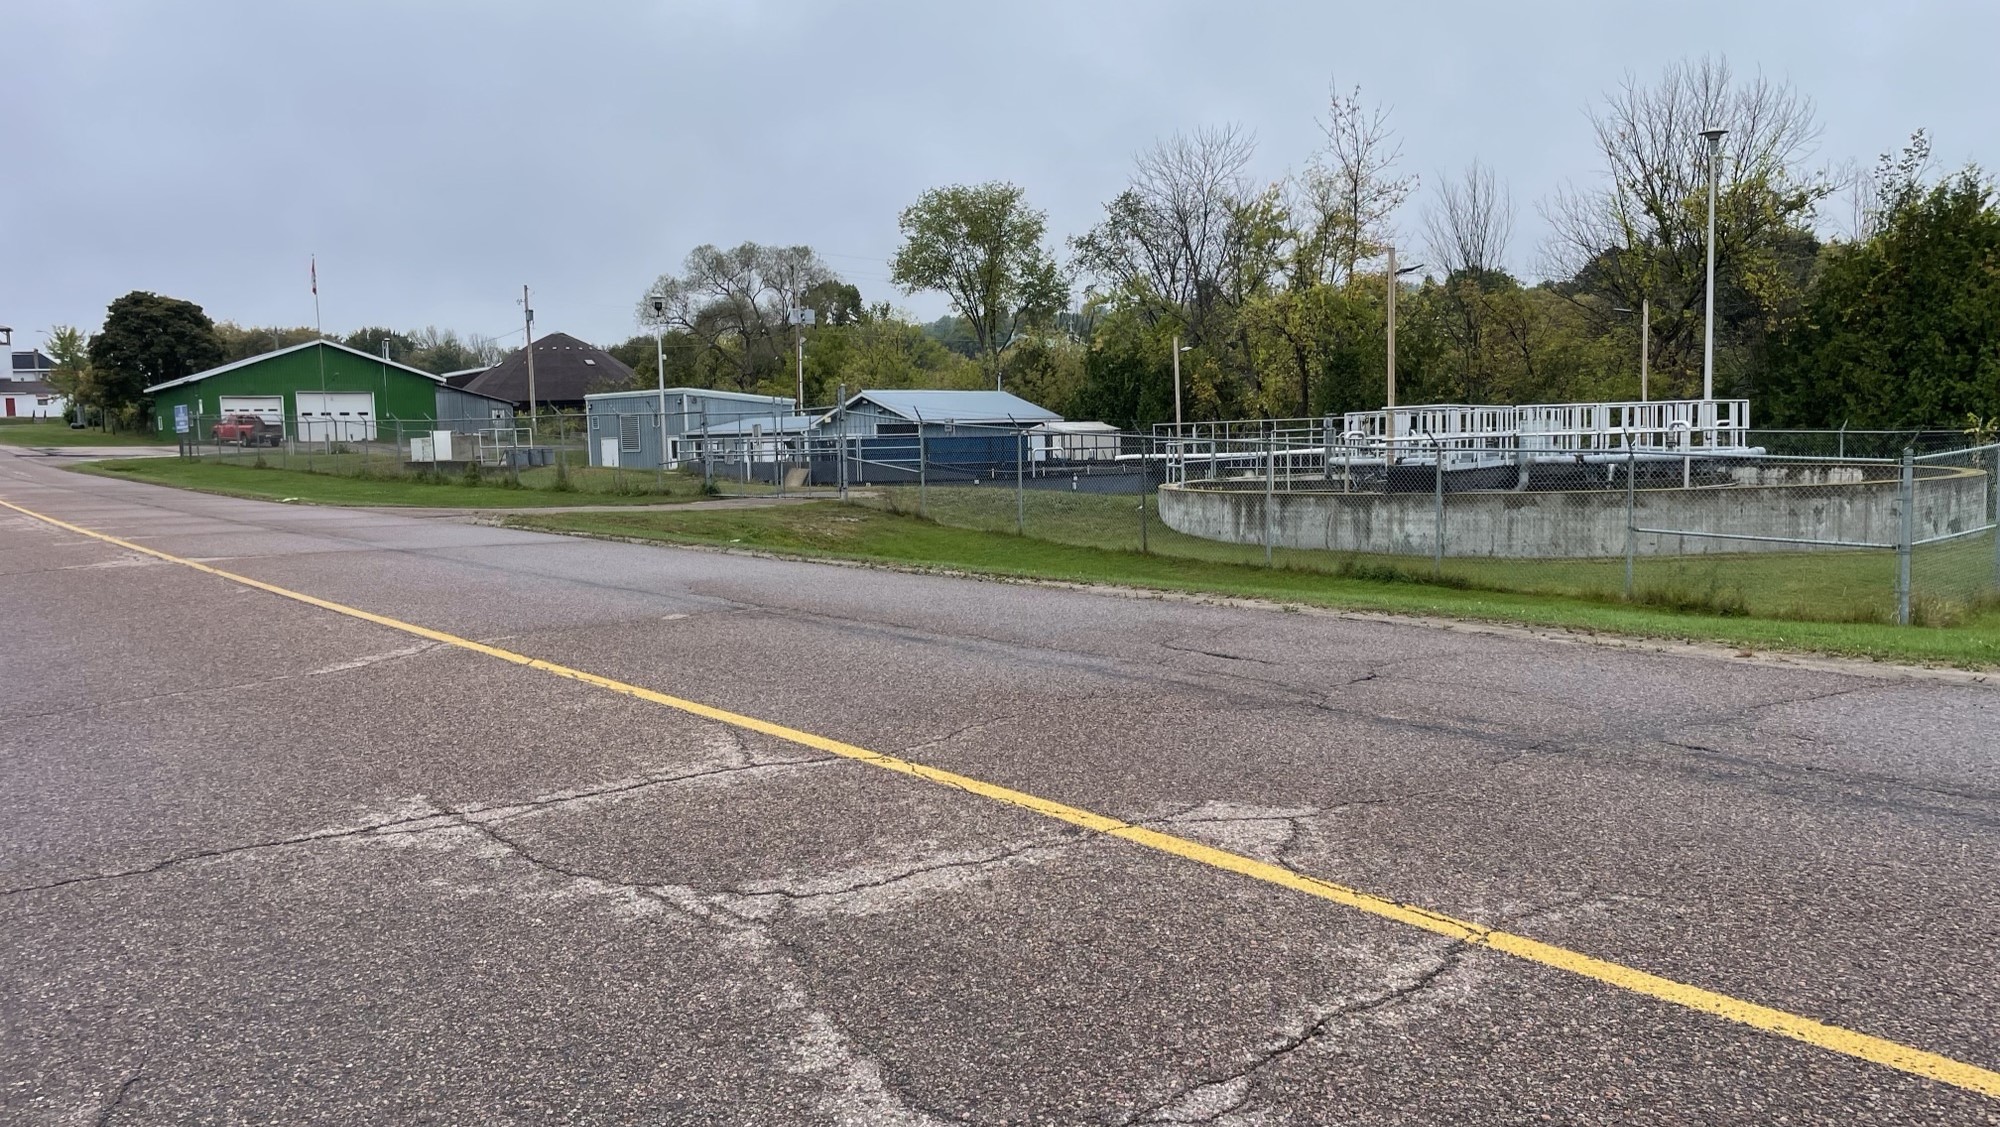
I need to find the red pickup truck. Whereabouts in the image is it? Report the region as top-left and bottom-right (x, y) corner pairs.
(212, 413), (284, 446)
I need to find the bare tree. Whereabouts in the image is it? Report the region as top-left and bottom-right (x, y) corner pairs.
(1424, 159), (1514, 282)
(1071, 124), (1256, 342)
(1423, 161), (1516, 401)
(640, 243), (836, 391)
(1299, 81), (1418, 286)
(1542, 55), (1826, 388)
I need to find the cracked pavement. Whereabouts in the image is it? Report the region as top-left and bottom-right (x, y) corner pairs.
(1, 455), (1997, 1125)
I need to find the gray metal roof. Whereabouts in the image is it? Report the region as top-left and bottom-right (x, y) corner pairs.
(843, 389), (1059, 424)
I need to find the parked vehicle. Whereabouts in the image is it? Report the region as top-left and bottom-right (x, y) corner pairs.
(211, 413), (284, 446)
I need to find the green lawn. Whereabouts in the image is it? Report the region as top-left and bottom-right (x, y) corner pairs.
(499, 501), (2000, 669)
(0, 420), (169, 447)
(73, 456), (723, 508)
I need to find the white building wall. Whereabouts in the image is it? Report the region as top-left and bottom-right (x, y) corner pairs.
(0, 389), (69, 419)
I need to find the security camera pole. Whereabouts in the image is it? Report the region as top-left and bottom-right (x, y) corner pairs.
(521, 284), (537, 442)
(789, 305), (815, 410)
(649, 293), (668, 465)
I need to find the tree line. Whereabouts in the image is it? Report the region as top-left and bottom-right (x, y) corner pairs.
(631, 56), (1999, 431)
(43, 56), (1997, 434)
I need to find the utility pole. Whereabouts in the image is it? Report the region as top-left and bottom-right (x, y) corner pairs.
(521, 284), (537, 440)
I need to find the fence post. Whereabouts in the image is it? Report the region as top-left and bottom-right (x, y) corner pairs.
(1623, 451), (1637, 599)
(1263, 424), (1275, 567)
(1431, 446), (1445, 579)
(1015, 427), (1026, 535)
(1991, 444), (2000, 593)
(917, 425), (927, 518)
(1138, 436), (1149, 554)
(1897, 448), (1914, 626)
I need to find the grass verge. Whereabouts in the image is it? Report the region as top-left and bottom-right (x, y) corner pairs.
(0, 420), (168, 447)
(500, 502), (2000, 669)
(73, 457), (714, 508)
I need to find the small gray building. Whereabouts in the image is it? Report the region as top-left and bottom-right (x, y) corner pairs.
(806, 389), (1062, 484)
(584, 387), (797, 468)
(435, 384), (517, 432)
(813, 389), (1059, 439)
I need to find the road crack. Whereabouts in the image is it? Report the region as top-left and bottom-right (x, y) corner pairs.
(1120, 889), (1630, 1124)
(95, 1059), (145, 1127)
(3, 756), (836, 898)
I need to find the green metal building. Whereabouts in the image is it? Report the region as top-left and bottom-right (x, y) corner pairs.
(145, 340), (512, 441)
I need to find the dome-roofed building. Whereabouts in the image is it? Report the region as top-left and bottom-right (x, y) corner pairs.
(464, 332), (634, 410)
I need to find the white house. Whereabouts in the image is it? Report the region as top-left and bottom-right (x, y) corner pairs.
(3, 351), (66, 419)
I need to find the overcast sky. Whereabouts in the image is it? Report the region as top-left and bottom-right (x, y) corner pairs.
(6, 1), (1995, 354)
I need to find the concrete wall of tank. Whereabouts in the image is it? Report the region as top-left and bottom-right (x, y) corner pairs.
(1155, 468), (1991, 558)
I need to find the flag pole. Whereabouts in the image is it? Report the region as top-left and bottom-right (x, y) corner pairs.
(312, 256), (328, 451)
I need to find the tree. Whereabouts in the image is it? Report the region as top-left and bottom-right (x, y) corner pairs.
(889, 182), (1066, 387)
(402, 326), (502, 374)
(1424, 160), (1517, 401)
(1071, 126), (1257, 343)
(1299, 81), (1418, 286)
(342, 326), (416, 363)
(819, 304), (980, 397)
(1544, 55), (1827, 396)
(1764, 145), (2000, 427)
(640, 243), (838, 392)
(91, 292), (224, 428)
(214, 322), (320, 362)
(44, 325), (94, 424)
(801, 280), (864, 326)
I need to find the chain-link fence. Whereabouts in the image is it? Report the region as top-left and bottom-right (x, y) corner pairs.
(1150, 432), (1998, 626)
(170, 406), (1999, 625)
(173, 411), (718, 499)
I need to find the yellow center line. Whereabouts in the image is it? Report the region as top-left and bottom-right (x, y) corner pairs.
(7, 494), (1996, 1100)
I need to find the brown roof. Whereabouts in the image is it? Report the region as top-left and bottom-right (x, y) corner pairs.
(463, 333), (633, 406)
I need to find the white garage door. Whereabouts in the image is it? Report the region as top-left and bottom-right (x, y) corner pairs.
(295, 392), (377, 442)
(218, 396), (284, 426)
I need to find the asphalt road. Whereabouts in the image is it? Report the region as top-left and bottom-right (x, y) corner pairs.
(2, 453), (1995, 1126)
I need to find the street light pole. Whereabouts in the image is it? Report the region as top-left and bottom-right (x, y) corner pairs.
(1384, 246), (1425, 409)
(1385, 246), (1398, 410)
(1384, 247), (1423, 467)
(1700, 128), (1727, 403)
(1172, 336), (1192, 434)
(1614, 298), (1652, 401)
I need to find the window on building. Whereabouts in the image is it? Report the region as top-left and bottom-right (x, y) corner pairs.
(878, 423), (919, 436)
